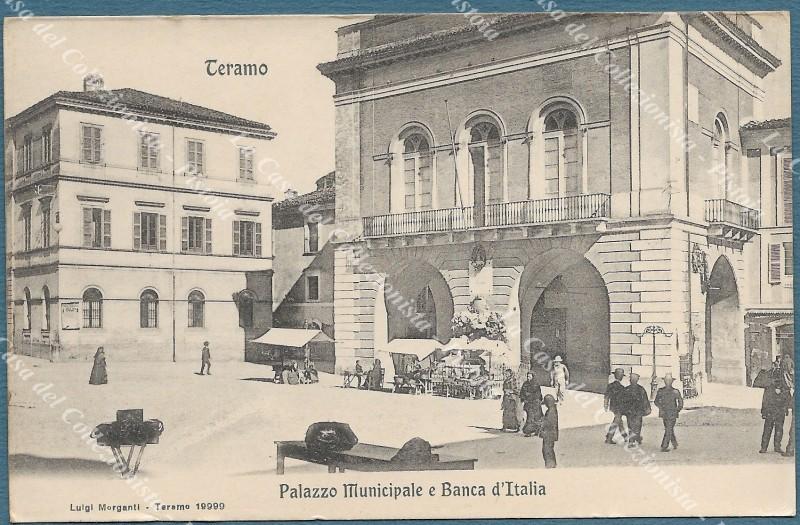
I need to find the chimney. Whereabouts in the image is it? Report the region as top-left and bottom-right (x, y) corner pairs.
(83, 74), (105, 92)
(284, 188), (299, 200)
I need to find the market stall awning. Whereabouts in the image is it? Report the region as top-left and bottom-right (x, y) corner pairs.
(382, 338), (441, 360)
(251, 328), (333, 347)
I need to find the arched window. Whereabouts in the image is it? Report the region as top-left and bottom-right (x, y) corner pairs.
(238, 290), (255, 328)
(42, 286), (51, 332)
(22, 287), (31, 331)
(712, 114), (729, 199)
(82, 287), (102, 328)
(466, 116), (504, 207)
(392, 126), (434, 212)
(140, 289), (159, 328)
(188, 290), (205, 328)
(541, 106), (581, 198)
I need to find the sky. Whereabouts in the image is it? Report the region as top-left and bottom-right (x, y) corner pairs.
(4, 13), (791, 194)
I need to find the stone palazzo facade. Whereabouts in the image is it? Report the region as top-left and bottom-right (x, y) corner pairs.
(318, 13), (788, 392)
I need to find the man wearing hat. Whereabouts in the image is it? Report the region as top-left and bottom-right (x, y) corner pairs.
(199, 341), (211, 376)
(604, 368), (627, 444)
(759, 371), (790, 454)
(623, 372), (651, 444)
(654, 373), (683, 452)
(550, 356), (569, 403)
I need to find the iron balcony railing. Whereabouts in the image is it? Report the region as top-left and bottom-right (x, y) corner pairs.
(704, 199), (761, 230)
(362, 193), (610, 237)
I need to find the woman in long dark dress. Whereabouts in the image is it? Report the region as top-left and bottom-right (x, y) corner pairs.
(501, 369), (520, 431)
(520, 372), (544, 436)
(368, 358), (383, 390)
(89, 347), (107, 385)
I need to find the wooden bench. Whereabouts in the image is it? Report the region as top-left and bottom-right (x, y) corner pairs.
(275, 440), (476, 474)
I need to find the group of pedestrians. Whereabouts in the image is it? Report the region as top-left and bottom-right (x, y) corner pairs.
(604, 368), (684, 451)
(501, 369), (559, 468)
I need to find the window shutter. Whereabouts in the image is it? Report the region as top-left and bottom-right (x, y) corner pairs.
(133, 212), (141, 250)
(783, 157), (793, 226)
(232, 220), (240, 255)
(159, 214), (167, 251)
(784, 242), (793, 276)
(255, 222), (262, 257)
(83, 208), (93, 247)
(769, 243), (782, 283)
(181, 217), (189, 252)
(204, 218), (212, 254)
(102, 209), (111, 248)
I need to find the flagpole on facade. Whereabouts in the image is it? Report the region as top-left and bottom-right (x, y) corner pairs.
(445, 100), (466, 219)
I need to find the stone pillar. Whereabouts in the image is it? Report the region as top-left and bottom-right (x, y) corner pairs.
(333, 242), (381, 373)
(588, 223), (684, 380)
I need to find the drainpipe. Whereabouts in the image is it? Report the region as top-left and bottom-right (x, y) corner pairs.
(171, 126), (176, 363)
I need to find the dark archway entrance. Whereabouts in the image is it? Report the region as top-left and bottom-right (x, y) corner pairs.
(519, 250), (610, 392)
(705, 256), (742, 384)
(384, 260), (454, 344)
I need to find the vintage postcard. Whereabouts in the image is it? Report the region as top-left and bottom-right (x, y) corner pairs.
(3, 9), (796, 522)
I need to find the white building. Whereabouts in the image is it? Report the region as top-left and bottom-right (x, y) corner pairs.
(7, 77), (276, 362)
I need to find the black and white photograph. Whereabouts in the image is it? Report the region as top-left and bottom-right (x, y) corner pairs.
(3, 9), (795, 521)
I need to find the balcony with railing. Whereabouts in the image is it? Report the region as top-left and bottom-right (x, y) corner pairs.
(362, 193), (610, 238)
(704, 199), (760, 242)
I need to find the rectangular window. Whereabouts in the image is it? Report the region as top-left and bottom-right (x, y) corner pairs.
(140, 297), (158, 328)
(134, 211), (166, 251)
(305, 221), (319, 253)
(41, 202), (51, 248)
(232, 220), (261, 256)
(186, 139), (204, 175)
(306, 275), (320, 301)
(239, 147), (254, 180)
(784, 242), (793, 277)
(41, 127), (52, 164)
(182, 216), (212, 253)
(139, 132), (160, 170)
(768, 243), (782, 283)
(22, 135), (33, 172)
(82, 207), (111, 248)
(22, 205), (31, 251)
(83, 298), (102, 328)
(81, 125), (103, 164)
(189, 300), (204, 328)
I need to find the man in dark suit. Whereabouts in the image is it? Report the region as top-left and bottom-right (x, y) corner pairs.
(760, 373), (790, 453)
(604, 368), (627, 444)
(654, 373), (683, 452)
(623, 372), (651, 444)
(199, 341), (211, 375)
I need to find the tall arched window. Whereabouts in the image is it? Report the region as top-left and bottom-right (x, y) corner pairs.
(83, 287), (103, 328)
(140, 289), (159, 328)
(22, 287), (31, 331)
(466, 116), (505, 207)
(403, 133), (433, 210)
(42, 286), (51, 332)
(238, 290), (255, 328)
(188, 290), (205, 328)
(542, 107), (581, 198)
(391, 126), (434, 212)
(712, 114), (729, 199)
